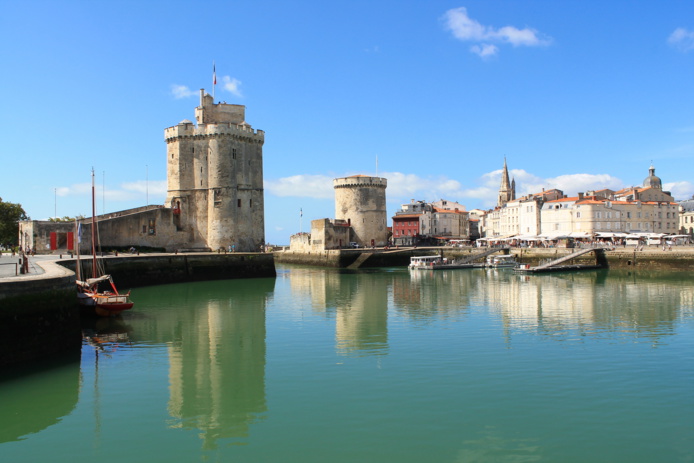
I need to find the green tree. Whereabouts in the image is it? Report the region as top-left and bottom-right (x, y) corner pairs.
(0, 198), (29, 247)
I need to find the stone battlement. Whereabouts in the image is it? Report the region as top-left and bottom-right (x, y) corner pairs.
(164, 121), (264, 142)
(334, 176), (387, 189)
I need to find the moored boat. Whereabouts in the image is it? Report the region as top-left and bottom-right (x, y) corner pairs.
(409, 255), (483, 270)
(76, 170), (134, 317)
(485, 254), (518, 268)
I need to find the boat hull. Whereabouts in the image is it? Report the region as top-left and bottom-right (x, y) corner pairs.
(78, 290), (133, 317)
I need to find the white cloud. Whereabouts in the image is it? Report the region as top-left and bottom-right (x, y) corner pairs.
(382, 172), (464, 199)
(119, 180), (167, 198)
(221, 76), (243, 98)
(664, 181), (694, 200)
(266, 169), (694, 213)
(56, 183), (90, 197)
(171, 84), (196, 99)
(668, 28), (694, 52)
(265, 174), (334, 199)
(443, 7), (551, 58)
(540, 173), (623, 196)
(470, 43), (498, 58)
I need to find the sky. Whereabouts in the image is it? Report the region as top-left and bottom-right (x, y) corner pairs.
(1, 0), (693, 244)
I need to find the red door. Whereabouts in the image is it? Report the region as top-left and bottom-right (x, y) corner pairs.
(50, 232), (57, 250)
(67, 232), (74, 250)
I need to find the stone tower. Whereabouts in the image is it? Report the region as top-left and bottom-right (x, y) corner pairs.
(497, 157), (516, 207)
(334, 175), (388, 247)
(165, 90), (265, 251)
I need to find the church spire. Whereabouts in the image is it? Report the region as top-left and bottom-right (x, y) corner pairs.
(498, 157), (515, 207)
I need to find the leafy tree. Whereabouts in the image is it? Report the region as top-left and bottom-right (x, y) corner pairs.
(0, 197), (29, 246)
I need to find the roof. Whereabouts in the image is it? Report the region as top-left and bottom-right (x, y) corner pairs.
(432, 208), (465, 214)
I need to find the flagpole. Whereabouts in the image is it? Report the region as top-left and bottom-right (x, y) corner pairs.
(212, 61), (216, 102)
(300, 208), (303, 234)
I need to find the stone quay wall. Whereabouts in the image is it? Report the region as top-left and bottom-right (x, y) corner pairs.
(275, 247), (694, 271)
(0, 261), (80, 369)
(0, 253), (276, 368)
(60, 252), (277, 288)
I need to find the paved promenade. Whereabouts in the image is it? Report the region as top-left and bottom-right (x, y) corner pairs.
(0, 253), (69, 279)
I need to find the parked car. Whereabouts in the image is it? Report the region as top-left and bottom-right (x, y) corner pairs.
(349, 242), (359, 248)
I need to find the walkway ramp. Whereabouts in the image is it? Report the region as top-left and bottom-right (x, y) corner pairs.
(347, 252), (373, 269)
(527, 248), (606, 271)
(458, 247), (510, 264)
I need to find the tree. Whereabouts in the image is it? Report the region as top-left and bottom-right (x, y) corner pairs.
(0, 197), (29, 247)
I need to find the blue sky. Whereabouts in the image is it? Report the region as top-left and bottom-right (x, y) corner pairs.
(1, 0), (693, 244)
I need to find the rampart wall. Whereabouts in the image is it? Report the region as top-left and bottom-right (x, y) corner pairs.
(0, 261), (80, 368)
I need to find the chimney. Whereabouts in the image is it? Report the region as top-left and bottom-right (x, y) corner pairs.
(578, 192), (584, 200)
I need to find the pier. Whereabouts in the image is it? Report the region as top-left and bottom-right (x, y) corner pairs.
(515, 248), (608, 273)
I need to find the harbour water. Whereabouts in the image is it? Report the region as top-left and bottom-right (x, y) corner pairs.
(1, 265), (693, 462)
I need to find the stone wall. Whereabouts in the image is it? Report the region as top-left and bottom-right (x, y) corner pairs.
(275, 247), (694, 271)
(0, 262), (80, 368)
(61, 252), (276, 288)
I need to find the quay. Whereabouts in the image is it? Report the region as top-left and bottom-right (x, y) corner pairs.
(274, 245), (694, 271)
(514, 248), (608, 274)
(2, 246), (692, 368)
(0, 252), (275, 369)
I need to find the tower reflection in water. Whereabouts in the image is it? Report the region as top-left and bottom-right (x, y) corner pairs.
(287, 268), (389, 356)
(144, 279), (274, 450)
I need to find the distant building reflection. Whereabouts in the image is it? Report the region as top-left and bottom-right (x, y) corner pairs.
(485, 270), (688, 342)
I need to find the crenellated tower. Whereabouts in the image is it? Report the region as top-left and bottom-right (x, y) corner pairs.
(334, 175), (388, 247)
(165, 90), (265, 251)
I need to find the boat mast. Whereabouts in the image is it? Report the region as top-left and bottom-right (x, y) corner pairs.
(91, 168), (97, 279)
(75, 219), (81, 281)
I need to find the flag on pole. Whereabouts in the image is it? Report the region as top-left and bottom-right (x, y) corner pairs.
(213, 62), (217, 86)
(300, 208), (303, 217)
(77, 222), (82, 243)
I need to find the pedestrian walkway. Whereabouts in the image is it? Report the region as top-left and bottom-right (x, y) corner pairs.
(0, 254), (61, 279)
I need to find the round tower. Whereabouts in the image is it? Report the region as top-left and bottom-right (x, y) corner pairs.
(334, 175), (388, 247)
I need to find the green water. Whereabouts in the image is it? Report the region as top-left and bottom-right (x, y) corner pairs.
(1, 266), (693, 462)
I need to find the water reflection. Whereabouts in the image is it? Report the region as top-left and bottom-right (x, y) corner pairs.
(287, 268), (389, 356)
(143, 279), (274, 450)
(289, 267), (691, 351)
(486, 270), (688, 343)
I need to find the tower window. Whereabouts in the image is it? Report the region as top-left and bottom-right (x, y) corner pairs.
(238, 199), (241, 207)
(232, 149), (237, 160)
(249, 199), (252, 207)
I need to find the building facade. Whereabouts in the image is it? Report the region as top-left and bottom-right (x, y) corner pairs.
(392, 199), (469, 245)
(678, 198), (694, 236)
(541, 194), (680, 235)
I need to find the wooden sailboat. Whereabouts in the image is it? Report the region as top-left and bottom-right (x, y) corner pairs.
(76, 170), (133, 317)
